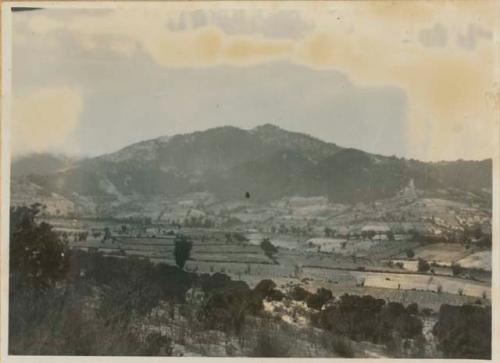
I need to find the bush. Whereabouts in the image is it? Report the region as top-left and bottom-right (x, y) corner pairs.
(433, 304), (491, 359)
(260, 238), (278, 261)
(253, 279), (285, 302)
(406, 249), (415, 259)
(254, 279), (276, 298)
(288, 286), (310, 301)
(8, 280), (162, 355)
(315, 295), (423, 346)
(10, 205), (70, 289)
(417, 258), (430, 272)
(267, 289), (285, 302)
(251, 331), (290, 357)
(406, 303), (419, 315)
(451, 263), (462, 276)
(9, 243), (198, 355)
(174, 235), (193, 269)
(421, 308), (433, 316)
(321, 333), (355, 358)
(306, 288), (333, 310)
(141, 333), (173, 356)
(197, 284), (262, 333)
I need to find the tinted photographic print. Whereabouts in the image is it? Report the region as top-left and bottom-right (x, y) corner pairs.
(1, 1), (498, 361)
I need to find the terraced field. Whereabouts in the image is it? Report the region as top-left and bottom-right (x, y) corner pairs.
(69, 234), (490, 301)
(409, 243), (472, 265)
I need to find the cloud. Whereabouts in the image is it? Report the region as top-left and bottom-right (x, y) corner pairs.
(12, 87), (83, 155)
(12, 2), (497, 160)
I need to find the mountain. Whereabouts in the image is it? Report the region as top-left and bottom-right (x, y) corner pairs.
(11, 153), (78, 177)
(15, 125), (492, 204)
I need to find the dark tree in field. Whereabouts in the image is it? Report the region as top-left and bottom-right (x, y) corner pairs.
(451, 263), (462, 276)
(174, 235), (193, 269)
(387, 230), (395, 241)
(406, 249), (415, 259)
(10, 204), (69, 288)
(260, 238), (278, 263)
(102, 227), (111, 242)
(417, 258), (430, 272)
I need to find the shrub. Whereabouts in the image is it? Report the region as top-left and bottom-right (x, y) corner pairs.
(406, 249), (415, 259)
(288, 286), (310, 301)
(306, 288), (333, 310)
(174, 235), (193, 269)
(10, 205), (70, 289)
(451, 263), (462, 276)
(141, 333), (173, 356)
(197, 285), (262, 333)
(417, 258), (430, 272)
(267, 289), (285, 302)
(315, 295), (423, 346)
(433, 304), (491, 359)
(254, 279), (276, 298)
(260, 238), (278, 261)
(321, 333), (355, 358)
(406, 303), (419, 315)
(251, 331), (290, 357)
(421, 308), (433, 316)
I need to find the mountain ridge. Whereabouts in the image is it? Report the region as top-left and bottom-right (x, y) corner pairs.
(13, 124), (492, 204)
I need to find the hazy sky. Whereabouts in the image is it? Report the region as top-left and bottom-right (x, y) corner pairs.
(10, 2), (497, 161)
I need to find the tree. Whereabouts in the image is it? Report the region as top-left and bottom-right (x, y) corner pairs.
(433, 304), (491, 359)
(406, 249), (415, 259)
(451, 263), (462, 276)
(10, 204), (70, 289)
(174, 235), (193, 270)
(102, 227), (111, 242)
(251, 331), (290, 357)
(315, 295), (423, 349)
(387, 230), (395, 241)
(260, 238), (278, 261)
(306, 287), (333, 310)
(362, 230), (376, 240)
(417, 258), (430, 272)
(406, 303), (419, 315)
(324, 227), (335, 238)
(254, 279), (276, 298)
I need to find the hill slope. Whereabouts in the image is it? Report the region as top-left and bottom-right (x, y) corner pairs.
(15, 125), (492, 204)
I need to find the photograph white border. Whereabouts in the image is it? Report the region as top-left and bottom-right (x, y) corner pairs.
(1, 2), (499, 362)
